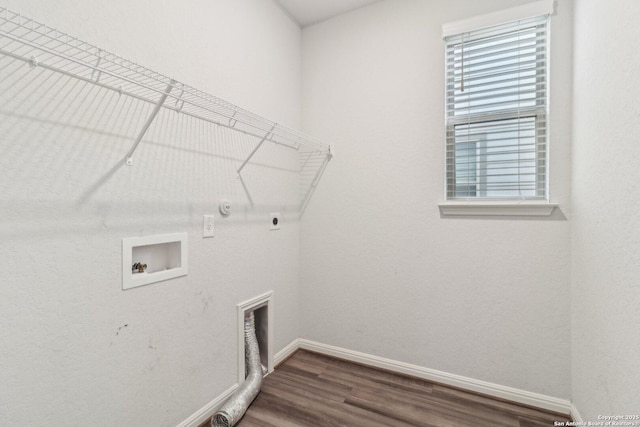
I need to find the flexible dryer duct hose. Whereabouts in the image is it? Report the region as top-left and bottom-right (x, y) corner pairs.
(212, 312), (263, 427)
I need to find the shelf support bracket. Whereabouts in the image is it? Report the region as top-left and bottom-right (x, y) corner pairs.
(237, 125), (275, 175)
(125, 80), (175, 166)
(299, 152), (331, 216)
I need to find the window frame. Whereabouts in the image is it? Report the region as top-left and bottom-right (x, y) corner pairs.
(439, 0), (557, 215)
(445, 18), (549, 201)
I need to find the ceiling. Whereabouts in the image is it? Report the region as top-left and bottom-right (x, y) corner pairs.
(275, 0), (381, 27)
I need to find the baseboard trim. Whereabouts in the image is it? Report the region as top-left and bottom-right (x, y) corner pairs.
(179, 338), (574, 425)
(274, 337), (301, 367)
(177, 339), (300, 427)
(570, 403), (584, 423)
(176, 383), (238, 427)
(297, 339), (572, 415)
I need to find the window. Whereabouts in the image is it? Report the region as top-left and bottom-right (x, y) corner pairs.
(444, 14), (549, 200)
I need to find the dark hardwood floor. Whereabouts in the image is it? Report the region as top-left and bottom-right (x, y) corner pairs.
(203, 350), (572, 427)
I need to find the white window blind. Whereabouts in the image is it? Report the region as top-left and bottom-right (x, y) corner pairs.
(445, 15), (549, 200)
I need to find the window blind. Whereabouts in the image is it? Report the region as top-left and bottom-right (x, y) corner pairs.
(445, 15), (549, 200)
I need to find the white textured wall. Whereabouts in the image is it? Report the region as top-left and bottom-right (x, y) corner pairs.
(0, 1), (302, 426)
(301, 0), (573, 399)
(9, 0), (639, 422)
(572, 0), (640, 420)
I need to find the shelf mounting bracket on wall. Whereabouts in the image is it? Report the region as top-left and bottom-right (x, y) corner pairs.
(125, 80), (175, 166)
(236, 125), (276, 176)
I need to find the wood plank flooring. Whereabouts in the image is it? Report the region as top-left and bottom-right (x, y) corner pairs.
(203, 350), (572, 427)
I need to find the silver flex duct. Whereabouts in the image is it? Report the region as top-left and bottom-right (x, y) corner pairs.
(212, 312), (263, 427)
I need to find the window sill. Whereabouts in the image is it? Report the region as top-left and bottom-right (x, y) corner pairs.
(438, 201), (557, 217)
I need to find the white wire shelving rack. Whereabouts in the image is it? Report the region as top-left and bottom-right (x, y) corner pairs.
(0, 7), (333, 174)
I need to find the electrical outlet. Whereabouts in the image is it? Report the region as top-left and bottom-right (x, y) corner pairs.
(203, 215), (214, 238)
(270, 213), (280, 230)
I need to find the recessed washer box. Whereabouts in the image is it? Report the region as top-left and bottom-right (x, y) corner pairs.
(122, 233), (188, 290)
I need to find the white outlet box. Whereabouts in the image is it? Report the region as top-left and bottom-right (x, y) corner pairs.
(270, 213), (280, 230)
(203, 215), (214, 238)
(122, 233), (188, 290)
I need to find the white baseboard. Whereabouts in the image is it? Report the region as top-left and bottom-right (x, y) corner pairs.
(176, 383), (238, 427)
(177, 337), (298, 427)
(274, 337), (301, 366)
(177, 339), (299, 427)
(297, 339), (572, 415)
(179, 338), (574, 426)
(571, 403), (584, 423)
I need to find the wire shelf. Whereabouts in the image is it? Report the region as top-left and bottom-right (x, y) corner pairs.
(0, 7), (333, 166)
